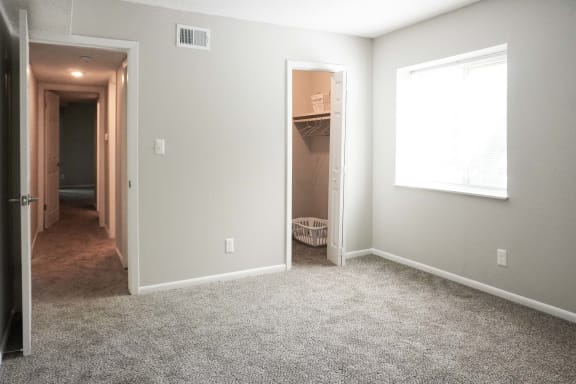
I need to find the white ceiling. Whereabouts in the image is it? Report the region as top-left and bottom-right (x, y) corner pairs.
(3, 0), (73, 34)
(121, 0), (481, 38)
(22, 0), (72, 34)
(8, 0), (481, 38)
(30, 43), (127, 85)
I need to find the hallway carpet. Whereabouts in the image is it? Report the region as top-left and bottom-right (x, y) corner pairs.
(31, 200), (127, 302)
(1, 212), (575, 383)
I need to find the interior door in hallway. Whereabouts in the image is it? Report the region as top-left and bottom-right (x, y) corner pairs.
(44, 91), (60, 228)
(327, 71), (347, 267)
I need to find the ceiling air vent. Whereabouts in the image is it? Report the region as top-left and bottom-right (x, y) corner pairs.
(176, 24), (210, 50)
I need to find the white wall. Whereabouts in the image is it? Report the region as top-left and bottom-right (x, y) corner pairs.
(70, 0), (373, 285)
(372, 0), (576, 312)
(292, 70), (331, 220)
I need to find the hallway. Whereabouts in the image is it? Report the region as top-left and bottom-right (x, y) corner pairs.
(32, 201), (127, 302)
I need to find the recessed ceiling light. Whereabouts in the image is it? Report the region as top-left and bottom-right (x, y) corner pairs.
(70, 71), (84, 78)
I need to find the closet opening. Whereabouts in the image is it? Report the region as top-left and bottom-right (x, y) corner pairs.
(291, 69), (332, 266)
(286, 62), (347, 269)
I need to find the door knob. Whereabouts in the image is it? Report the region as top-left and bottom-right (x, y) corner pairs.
(7, 195), (39, 206)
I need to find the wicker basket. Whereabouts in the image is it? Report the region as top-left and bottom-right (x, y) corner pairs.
(292, 217), (328, 247)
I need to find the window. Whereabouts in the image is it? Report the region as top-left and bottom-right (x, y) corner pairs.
(396, 45), (508, 199)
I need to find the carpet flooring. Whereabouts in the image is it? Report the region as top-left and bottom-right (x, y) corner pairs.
(1, 205), (575, 383)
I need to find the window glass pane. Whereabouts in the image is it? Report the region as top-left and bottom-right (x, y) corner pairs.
(462, 62), (507, 189)
(396, 48), (508, 198)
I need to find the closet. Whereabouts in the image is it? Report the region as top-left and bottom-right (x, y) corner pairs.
(291, 70), (332, 253)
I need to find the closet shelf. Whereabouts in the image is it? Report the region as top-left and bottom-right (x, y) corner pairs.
(293, 112), (330, 137)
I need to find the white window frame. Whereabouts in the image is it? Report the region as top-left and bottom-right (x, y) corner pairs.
(395, 44), (508, 200)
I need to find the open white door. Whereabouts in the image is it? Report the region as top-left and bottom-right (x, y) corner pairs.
(18, 9), (33, 356)
(327, 71), (347, 266)
(44, 91), (60, 228)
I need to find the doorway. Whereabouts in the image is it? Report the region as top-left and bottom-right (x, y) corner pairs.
(58, 97), (98, 210)
(29, 41), (128, 276)
(42, 91), (100, 231)
(286, 61), (347, 269)
(291, 69), (331, 267)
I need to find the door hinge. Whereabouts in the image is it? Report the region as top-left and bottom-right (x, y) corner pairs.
(44, 204), (47, 211)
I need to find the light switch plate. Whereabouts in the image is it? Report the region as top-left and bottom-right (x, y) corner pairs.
(497, 249), (507, 267)
(154, 139), (166, 155)
(225, 238), (234, 254)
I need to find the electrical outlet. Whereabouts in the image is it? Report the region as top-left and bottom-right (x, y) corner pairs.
(225, 238), (234, 254)
(497, 249), (507, 267)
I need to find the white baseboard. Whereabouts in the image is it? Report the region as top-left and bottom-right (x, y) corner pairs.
(139, 264), (287, 294)
(115, 247), (127, 269)
(344, 249), (373, 259)
(371, 248), (576, 324)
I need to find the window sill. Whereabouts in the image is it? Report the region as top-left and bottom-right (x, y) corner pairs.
(394, 182), (508, 200)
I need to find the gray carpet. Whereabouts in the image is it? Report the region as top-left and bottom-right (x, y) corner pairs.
(1, 208), (575, 383)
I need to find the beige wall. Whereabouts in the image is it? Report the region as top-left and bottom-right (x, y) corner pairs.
(106, 73), (117, 238)
(115, 64), (128, 265)
(103, 64), (127, 266)
(71, 0), (373, 285)
(372, 0), (576, 312)
(292, 70), (331, 116)
(292, 70), (331, 220)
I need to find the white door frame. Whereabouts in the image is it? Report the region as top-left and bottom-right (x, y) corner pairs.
(37, 83), (106, 230)
(285, 60), (347, 270)
(29, 32), (140, 295)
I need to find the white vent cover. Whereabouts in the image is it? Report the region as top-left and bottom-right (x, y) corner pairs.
(176, 24), (210, 50)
